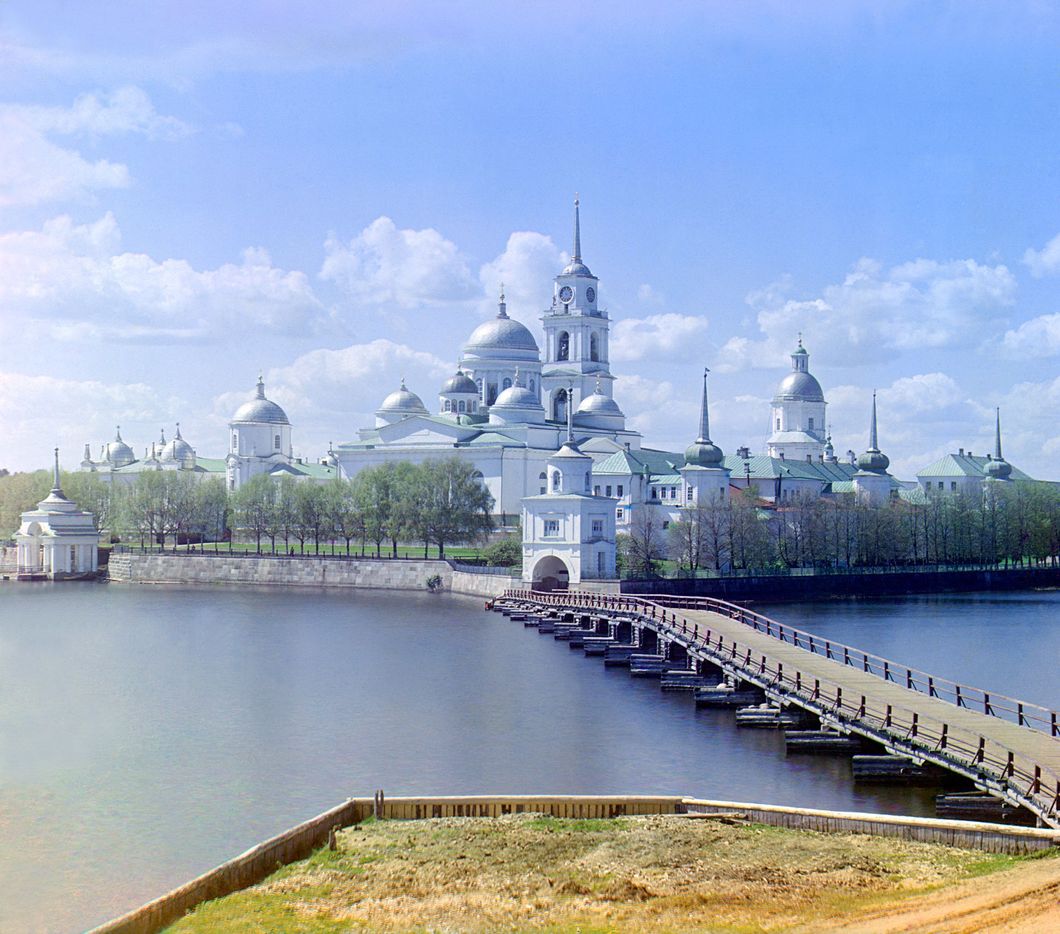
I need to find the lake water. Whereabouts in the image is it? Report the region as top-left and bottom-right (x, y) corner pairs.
(0, 583), (1056, 933)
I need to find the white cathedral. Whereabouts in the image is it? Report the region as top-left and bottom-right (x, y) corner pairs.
(80, 200), (1037, 584)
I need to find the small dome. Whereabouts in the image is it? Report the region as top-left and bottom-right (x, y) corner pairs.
(774, 370), (825, 403)
(857, 449), (890, 473)
(378, 379), (429, 417)
(464, 310), (539, 356)
(561, 259), (593, 277)
(576, 390), (623, 417)
(106, 427), (135, 468)
(161, 425), (194, 464)
(441, 371), (478, 395)
(985, 457), (1012, 480)
(493, 385), (539, 408)
(233, 377), (290, 425)
(685, 440), (724, 468)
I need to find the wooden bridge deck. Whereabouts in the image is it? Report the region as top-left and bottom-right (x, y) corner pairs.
(681, 607), (1060, 782)
(498, 591), (1060, 828)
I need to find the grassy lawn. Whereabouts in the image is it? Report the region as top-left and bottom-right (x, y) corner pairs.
(164, 814), (1043, 933)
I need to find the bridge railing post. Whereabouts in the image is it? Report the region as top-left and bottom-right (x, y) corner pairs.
(984, 693), (994, 716)
(976, 737), (985, 763)
(910, 713), (918, 738)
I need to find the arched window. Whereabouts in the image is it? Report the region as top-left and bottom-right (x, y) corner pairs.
(558, 331), (570, 361)
(470, 401), (476, 413)
(590, 333), (599, 362)
(487, 383), (497, 405)
(529, 378), (535, 394)
(476, 378), (483, 398)
(274, 434), (281, 451)
(584, 471), (591, 492)
(551, 470), (562, 493)
(553, 388), (568, 422)
(444, 399), (452, 412)
(458, 400), (465, 413)
(502, 377), (512, 390)
(539, 471), (547, 494)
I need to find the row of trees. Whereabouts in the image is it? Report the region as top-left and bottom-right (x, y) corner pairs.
(621, 483), (1060, 578)
(230, 459), (493, 557)
(0, 458), (495, 558)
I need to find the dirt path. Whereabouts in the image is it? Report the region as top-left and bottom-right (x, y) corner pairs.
(816, 852), (1060, 933)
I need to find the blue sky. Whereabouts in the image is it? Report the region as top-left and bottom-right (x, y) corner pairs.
(1, 1), (1058, 477)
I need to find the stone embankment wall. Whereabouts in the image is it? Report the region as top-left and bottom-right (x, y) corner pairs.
(88, 793), (1059, 934)
(624, 566), (1060, 600)
(107, 553), (515, 597)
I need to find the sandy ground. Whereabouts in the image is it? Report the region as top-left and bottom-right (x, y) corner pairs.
(813, 849), (1060, 933)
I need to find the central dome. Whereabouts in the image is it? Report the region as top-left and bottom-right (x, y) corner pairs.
(464, 310), (539, 356)
(774, 370), (825, 403)
(106, 427), (135, 468)
(233, 378), (290, 425)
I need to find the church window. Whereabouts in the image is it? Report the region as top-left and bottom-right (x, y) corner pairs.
(584, 472), (591, 492)
(529, 378), (535, 393)
(617, 485), (624, 498)
(444, 400), (452, 412)
(590, 333), (599, 361)
(808, 417), (814, 430)
(592, 519), (603, 537)
(688, 485), (694, 499)
(651, 487), (658, 499)
(476, 378), (483, 397)
(776, 418), (781, 431)
(605, 485), (612, 497)
(553, 388), (568, 422)
(558, 332), (570, 361)
(951, 481), (957, 491)
(594, 485), (601, 496)
(551, 471), (561, 493)
(617, 508), (624, 520)
(470, 401), (476, 413)
(503, 377), (512, 390)
(539, 471), (547, 495)
(458, 400), (465, 413)
(231, 431), (238, 452)
(544, 519), (560, 537)
(274, 434), (281, 451)
(487, 383), (497, 405)
(938, 482), (944, 490)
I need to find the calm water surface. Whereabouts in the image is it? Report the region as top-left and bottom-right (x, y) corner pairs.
(0, 583), (1056, 933)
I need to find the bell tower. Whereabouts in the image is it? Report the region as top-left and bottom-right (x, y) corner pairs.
(541, 198), (614, 422)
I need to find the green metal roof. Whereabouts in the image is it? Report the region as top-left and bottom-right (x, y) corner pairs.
(917, 453), (1033, 481)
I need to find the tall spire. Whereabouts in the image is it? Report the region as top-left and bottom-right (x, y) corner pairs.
(985, 406), (1012, 479)
(52, 447), (61, 494)
(698, 367), (712, 443)
(868, 390), (879, 452)
(994, 406), (1003, 461)
(572, 194), (581, 263)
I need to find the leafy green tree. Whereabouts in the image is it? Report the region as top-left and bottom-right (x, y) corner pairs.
(414, 458), (494, 558)
(481, 535), (522, 567)
(232, 474), (275, 552)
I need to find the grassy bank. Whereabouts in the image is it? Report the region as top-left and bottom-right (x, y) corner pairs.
(164, 814), (1054, 933)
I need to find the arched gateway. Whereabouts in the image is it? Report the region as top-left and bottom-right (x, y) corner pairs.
(530, 555), (570, 591)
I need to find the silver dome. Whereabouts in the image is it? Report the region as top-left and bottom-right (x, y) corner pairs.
(492, 385), (541, 409)
(561, 259), (593, 277)
(464, 311), (539, 355)
(233, 378), (290, 425)
(378, 380), (429, 416)
(774, 370), (825, 402)
(106, 427), (135, 468)
(441, 371), (478, 395)
(161, 425), (194, 464)
(576, 391), (622, 416)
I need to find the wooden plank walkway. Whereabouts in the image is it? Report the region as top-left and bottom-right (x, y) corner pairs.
(499, 591), (1060, 828)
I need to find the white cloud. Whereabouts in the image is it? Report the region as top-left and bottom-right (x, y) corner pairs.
(321, 216), (478, 309)
(209, 339), (452, 457)
(716, 257), (1016, 372)
(0, 214), (329, 342)
(611, 312), (709, 362)
(0, 370), (183, 472)
(0, 87), (190, 206)
(999, 313), (1060, 359)
(1023, 232), (1060, 277)
(479, 231), (564, 322)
